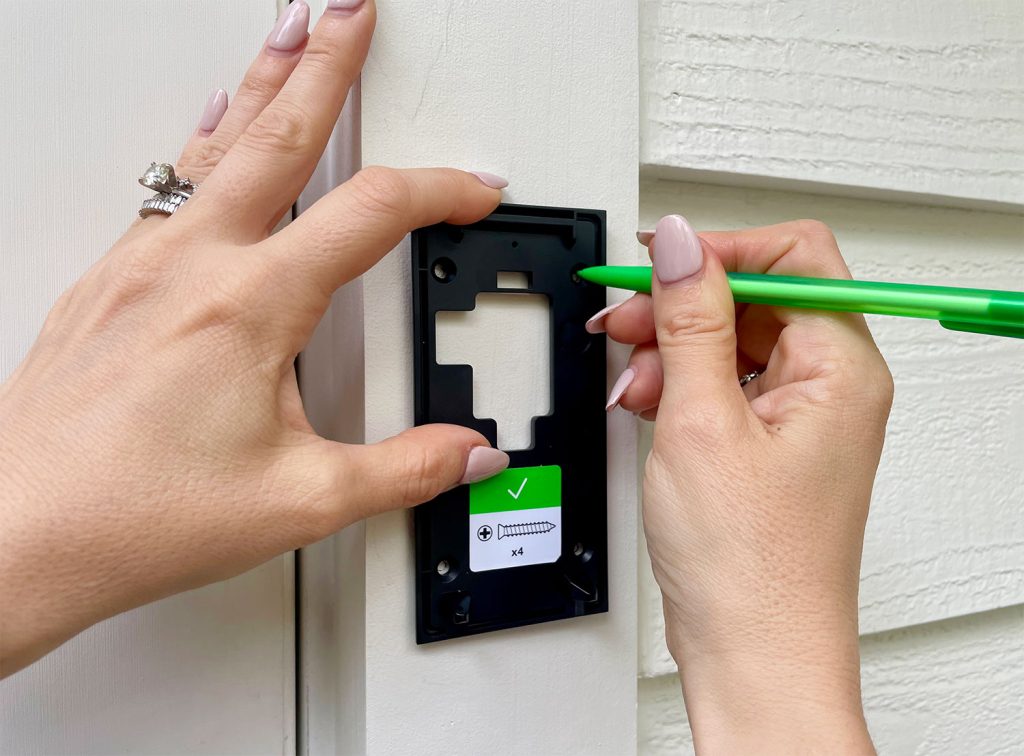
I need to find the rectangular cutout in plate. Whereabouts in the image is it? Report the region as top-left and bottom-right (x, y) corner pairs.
(435, 293), (551, 451)
(496, 271), (531, 289)
(411, 203), (608, 643)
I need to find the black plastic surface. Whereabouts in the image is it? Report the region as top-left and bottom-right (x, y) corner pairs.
(412, 203), (609, 643)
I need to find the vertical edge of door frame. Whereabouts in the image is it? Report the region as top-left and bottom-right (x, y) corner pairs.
(295, 79), (366, 755)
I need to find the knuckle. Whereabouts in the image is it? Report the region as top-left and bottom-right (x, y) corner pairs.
(177, 284), (247, 338)
(38, 285), (77, 336)
(235, 71), (280, 107)
(181, 138), (228, 178)
(244, 106), (313, 155)
(89, 245), (180, 321)
(396, 446), (448, 504)
(656, 303), (733, 349)
(348, 166), (412, 219)
(296, 43), (342, 78)
(864, 356), (895, 412)
(106, 245), (174, 295)
(792, 219), (838, 246)
(179, 266), (261, 335)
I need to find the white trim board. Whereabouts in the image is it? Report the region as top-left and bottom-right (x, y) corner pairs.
(296, 1), (642, 752)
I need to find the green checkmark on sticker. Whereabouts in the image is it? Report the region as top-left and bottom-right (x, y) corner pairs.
(469, 465), (561, 514)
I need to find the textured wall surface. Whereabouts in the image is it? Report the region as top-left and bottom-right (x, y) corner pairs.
(634, 180), (1024, 752)
(640, 0), (1024, 206)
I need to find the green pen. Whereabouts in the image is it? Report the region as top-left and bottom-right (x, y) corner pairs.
(576, 266), (1024, 339)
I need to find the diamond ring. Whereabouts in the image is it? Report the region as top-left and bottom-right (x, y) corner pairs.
(138, 162), (198, 217)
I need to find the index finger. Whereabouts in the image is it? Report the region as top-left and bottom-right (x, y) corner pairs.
(698, 219), (852, 276)
(185, 0), (376, 240)
(256, 166), (505, 345)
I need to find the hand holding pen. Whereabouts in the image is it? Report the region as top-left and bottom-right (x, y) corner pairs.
(592, 215), (886, 751)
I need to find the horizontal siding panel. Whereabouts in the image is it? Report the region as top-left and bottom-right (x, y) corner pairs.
(640, 0), (1024, 206)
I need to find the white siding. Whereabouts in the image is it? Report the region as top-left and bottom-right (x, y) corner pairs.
(640, 0), (1024, 207)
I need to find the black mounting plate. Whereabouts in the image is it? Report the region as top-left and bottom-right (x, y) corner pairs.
(412, 203), (609, 643)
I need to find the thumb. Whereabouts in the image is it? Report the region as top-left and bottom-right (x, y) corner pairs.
(650, 214), (747, 434)
(334, 424), (509, 518)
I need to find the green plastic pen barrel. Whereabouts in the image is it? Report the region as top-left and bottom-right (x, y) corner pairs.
(576, 266), (1024, 339)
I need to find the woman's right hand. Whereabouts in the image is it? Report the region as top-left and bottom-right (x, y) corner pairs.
(594, 215), (893, 753)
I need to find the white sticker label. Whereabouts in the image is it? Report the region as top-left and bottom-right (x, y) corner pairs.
(469, 507), (562, 572)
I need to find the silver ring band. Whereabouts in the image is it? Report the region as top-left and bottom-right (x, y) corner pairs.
(139, 192), (187, 218)
(739, 370), (763, 387)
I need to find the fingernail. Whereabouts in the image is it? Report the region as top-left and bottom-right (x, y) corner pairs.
(469, 171), (509, 189)
(585, 301), (624, 334)
(653, 214), (703, 286)
(327, 0), (365, 10)
(636, 230), (654, 246)
(267, 0), (310, 53)
(197, 88), (228, 135)
(606, 367), (636, 411)
(459, 446), (510, 485)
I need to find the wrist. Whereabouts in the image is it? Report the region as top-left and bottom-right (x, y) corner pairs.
(665, 609), (874, 754)
(0, 439), (96, 678)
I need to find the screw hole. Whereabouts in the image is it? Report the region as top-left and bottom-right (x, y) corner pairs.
(573, 542), (584, 556)
(436, 557), (460, 583)
(570, 263), (585, 285)
(512, 240), (519, 248)
(432, 257), (456, 283)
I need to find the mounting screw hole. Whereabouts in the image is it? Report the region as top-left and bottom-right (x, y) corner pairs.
(573, 542), (584, 557)
(512, 240), (519, 248)
(570, 263), (585, 285)
(432, 257), (456, 283)
(435, 557), (460, 583)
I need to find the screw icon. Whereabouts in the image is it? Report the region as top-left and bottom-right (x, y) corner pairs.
(497, 521), (556, 539)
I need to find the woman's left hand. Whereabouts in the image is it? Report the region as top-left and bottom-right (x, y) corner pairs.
(0, 0), (509, 678)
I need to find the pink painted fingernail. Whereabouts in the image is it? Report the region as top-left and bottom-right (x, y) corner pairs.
(636, 230), (654, 246)
(460, 446), (511, 485)
(653, 214), (703, 286)
(197, 88), (228, 135)
(606, 367), (636, 411)
(469, 171), (509, 189)
(267, 0), (310, 53)
(327, 0), (365, 10)
(585, 301), (624, 334)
